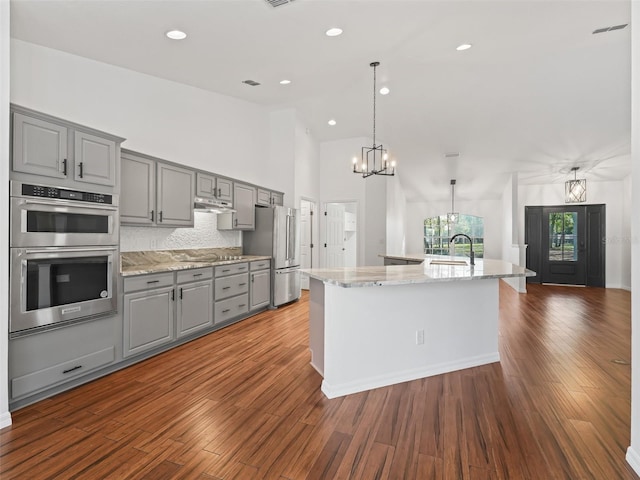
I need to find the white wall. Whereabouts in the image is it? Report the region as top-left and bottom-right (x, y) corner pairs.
(405, 198), (503, 260)
(269, 109), (296, 208)
(518, 180), (628, 289)
(627, 2), (640, 473)
(386, 174), (407, 255)
(365, 176), (387, 266)
(11, 40), (279, 194)
(0, 0), (12, 429)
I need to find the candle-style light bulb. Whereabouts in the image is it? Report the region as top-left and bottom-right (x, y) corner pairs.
(352, 156), (358, 165)
(391, 160), (397, 168)
(362, 162), (367, 171)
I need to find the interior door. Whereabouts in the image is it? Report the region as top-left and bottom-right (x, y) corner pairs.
(325, 203), (345, 268)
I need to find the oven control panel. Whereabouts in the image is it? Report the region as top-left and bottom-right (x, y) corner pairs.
(21, 183), (113, 204)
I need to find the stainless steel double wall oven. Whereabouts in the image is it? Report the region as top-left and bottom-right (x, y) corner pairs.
(10, 181), (119, 335)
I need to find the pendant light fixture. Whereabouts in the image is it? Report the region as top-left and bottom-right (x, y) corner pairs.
(352, 61), (396, 178)
(565, 167), (586, 203)
(447, 179), (458, 224)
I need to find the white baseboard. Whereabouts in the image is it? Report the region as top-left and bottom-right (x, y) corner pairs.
(0, 411), (12, 430)
(626, 446), (640, 475)
(321, 352), (500, 399)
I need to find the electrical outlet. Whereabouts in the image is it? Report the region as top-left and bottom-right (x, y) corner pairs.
(416, 329), (425, 345)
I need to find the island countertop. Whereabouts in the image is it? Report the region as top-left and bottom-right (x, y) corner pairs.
(301, 257), (535, 288)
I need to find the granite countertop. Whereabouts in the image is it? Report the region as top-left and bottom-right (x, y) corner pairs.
(301, 257), (535, 288)
(120, 248), (271, 277)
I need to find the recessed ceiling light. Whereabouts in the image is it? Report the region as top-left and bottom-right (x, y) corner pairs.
(280, 79), (291, 85)
(166, 30), (187, 40)
(456, 43), (472, 51)
(328, 119), (337, 126)
(379, 87), (390, 95)
(325, 27), (343, 37)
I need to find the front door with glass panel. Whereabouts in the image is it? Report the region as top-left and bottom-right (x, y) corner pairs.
(541, 207), (586, 285)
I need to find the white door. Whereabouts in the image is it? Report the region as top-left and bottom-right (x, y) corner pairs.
(325, 203), (345, 268)
(300, 199), (314, 290)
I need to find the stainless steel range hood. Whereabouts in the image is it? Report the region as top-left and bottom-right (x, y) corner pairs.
(194, 196), (235, 213)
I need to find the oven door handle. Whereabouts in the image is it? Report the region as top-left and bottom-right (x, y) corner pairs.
(22, 199), (118, 211)
(22, 246), (118, 255)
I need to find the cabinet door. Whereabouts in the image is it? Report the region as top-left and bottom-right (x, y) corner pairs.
(233, 183), (256, 230)
(12, 112), (68, 179)
(257, 188), (271, 206)
(177, 280), (213, 338)
(271, 192), (284, 206)
(157, 163), (195, 227)
(73, 131), (117, 186)
(123, 287), (175, 358)
(216, 178), (233, 202)
(121, 153), (155, 225)
(250, 269), (271, 310)
(196, 172), (217, 198)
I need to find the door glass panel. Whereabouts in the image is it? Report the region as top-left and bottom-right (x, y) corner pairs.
(548, 212), (578, 261)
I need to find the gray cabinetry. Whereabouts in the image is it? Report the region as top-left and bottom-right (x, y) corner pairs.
(123, 272), (175, 357)
(257, 188), (284, 206)
(214, 263), (249, 323)
(8, 315), (118, 401)
(196, 173), (233, 202)
(120, 150), (195, 227)
(176, 268), (214, 337)
(11, 106), (122, 188)
(250, 260), (271, 310)
(218, 183), (256, 230)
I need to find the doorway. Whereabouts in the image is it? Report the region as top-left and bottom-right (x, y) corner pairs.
(525, 204), (605, 286)
(300, 198), (316, 290)
(322, 202), (357, 268)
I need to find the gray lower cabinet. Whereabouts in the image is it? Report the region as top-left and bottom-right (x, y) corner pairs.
(176, 268), (214, 337)
(120, 149), (195, 227)
(8, 315), (118, 401)
(250, 260), (271, 310)
(11, 106), (123, 188)
(214, 263), (249, 323)
(123, 272), (175, 357)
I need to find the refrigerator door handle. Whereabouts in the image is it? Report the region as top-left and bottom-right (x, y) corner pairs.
(285, 214), (290, 261)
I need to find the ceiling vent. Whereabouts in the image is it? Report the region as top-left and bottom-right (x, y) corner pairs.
(242, 79), (261, 86)
(593, 23), (628, 34)
(265, 0), (296, 7)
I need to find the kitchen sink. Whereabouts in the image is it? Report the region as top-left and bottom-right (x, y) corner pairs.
(430, 259), (468, 266)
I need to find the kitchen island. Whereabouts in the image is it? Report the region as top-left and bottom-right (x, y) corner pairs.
(302, 258), (534, 398)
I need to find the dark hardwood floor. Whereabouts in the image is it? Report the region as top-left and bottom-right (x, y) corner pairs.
(1, 282), (637, 479)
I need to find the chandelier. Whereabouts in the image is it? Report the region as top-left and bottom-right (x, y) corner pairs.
(447, 179), (458, 224)
(565, 167), (586, 203)
(352, 61), (396, 178)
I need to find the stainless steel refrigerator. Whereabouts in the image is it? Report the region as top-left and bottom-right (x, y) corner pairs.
(243, 206), (301, 306)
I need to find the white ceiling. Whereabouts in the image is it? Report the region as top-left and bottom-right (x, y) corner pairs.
(9, 0), (631, 202)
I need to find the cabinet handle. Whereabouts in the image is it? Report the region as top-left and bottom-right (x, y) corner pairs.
(238, 304), (246, 308)
(222, 309), (230, 313)
(79, 162), (84, 178)
(193, 273), (203, 277)
(238, 267), (246, 271)
(239, 283), (247, 286)
(63, 365), (82, 374)
(234, 218), (238, 227)
(171, 289), (175, 301)
(150, 210), (155, 222)
(180, 288), (183, 299)
(147, 280), (160, 284)
(218, 187), (221, 198)
(62, 158), (68, 176)
(222, 269), (231, 273)
(159, 211), (163, 222)
(251, 274), (254, 283)
(222, 286), (231, 290)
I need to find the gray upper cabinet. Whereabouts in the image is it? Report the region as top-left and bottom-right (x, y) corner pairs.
(120, 150), (194, 227)
(271, 192), (284, 206)
(257, 188), (284, 206)
(157, 163), (195, 226)
(196, 173), (233, 203)
(11, 106), (123, 188)
(234, 183), (257, 229)
(12, 113), (68, 179)
(73, 131), (117, 186)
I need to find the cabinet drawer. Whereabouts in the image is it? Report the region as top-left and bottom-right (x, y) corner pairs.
(250, 259), (271, 271)
(177, 267), (213, 284)
(12, 346), (115, 398)
(215, 294), (249, 324)
(215, 262), (249, 277)
(215, 273), (249, 300)
(124, 272), (174, 293)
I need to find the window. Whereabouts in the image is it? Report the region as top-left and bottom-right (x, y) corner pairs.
(424, 214), (484, 258)
(548, 211), (577, 262)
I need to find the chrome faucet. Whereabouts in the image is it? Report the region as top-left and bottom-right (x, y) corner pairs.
(450, 233), (475, 266)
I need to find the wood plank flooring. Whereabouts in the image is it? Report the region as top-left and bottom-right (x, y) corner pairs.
(1, 282), (637, 479)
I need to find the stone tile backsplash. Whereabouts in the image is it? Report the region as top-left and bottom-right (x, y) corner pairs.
(120, 211), (241, 252)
